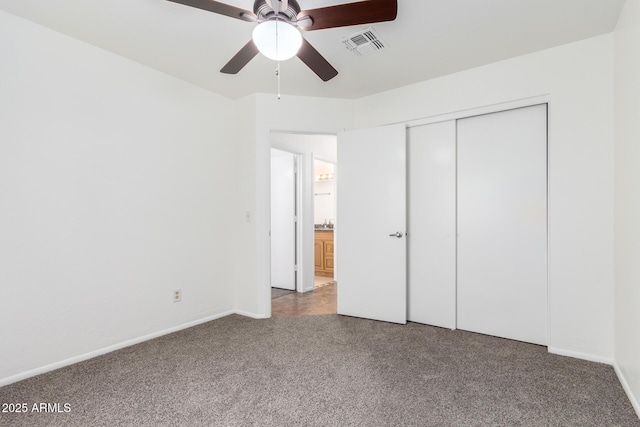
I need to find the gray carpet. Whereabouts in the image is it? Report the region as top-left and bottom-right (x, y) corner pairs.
(0, 314), (637, 426)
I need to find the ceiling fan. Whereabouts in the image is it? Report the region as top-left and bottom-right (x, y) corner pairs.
(166, 0), (398, 81)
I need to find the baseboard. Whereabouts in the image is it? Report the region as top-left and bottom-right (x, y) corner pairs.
(234, 309), (268, 319)
(614, 362), (640, 419)
(0, 310), (235, 388)
(548, 347), (614, 365)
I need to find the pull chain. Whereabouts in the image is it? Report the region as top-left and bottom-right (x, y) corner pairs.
(275, 18), (281, 100)
(277, 62), (281, 100)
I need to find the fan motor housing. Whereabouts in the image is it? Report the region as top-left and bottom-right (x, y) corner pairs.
(254, 0), (301, 22)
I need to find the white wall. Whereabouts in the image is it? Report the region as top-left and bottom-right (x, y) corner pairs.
(313, 159), (336, 225)
(0, 11), (237, 385)
(231, 94), (260, 317)
(314, 180), (335, 225)
(614, 0), (640, 416)
(234, 94), (353, 317)
(354, 35), (615, 362)
(272, 133), (337, 163)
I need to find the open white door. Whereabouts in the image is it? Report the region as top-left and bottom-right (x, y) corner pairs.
(270, 149), (296, 291)
(336, 124), (407, 324)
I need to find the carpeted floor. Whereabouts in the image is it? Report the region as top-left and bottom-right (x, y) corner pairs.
(0, 314), (638, 426)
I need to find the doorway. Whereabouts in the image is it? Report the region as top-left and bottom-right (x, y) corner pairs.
(313, 158), (336, 289)
(269, 132), (338, 317)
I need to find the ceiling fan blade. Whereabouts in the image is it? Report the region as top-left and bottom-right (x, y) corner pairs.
(166, 0), (256, 22)
(298, 0), (397, 31)
(296, 38), (338, 82)
(220, 40), (260, 74)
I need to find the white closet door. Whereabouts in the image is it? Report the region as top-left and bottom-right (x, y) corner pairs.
(457, 105), (547, 345)
(407, 121), (456, 329)
(337, 124), (407, 324)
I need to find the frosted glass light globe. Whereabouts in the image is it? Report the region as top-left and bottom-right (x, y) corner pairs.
(252, 20), (302, 61)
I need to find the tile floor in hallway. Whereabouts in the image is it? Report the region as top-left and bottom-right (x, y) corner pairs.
(314, 275), (335, 288)
(272, 276), (337, 317)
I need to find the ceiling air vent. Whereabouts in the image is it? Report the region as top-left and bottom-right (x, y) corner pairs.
(341, 27), (388, 57)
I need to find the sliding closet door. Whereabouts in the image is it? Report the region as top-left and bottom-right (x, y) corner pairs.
(457, 105), (547, 345)
(407, 121), (456, 329)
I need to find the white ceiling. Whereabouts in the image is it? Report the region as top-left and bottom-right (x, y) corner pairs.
(0, 0), (625, 99)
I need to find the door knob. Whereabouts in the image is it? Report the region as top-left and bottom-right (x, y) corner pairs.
(389, 232), (404, 238)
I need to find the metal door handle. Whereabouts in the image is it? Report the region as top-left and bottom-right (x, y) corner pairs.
(389, 232), (403, 238)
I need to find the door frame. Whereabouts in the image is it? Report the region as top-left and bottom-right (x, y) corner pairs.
(406, 95), (551, 128)
(266, 131), (338, 318)
(312, 156), (338, 283)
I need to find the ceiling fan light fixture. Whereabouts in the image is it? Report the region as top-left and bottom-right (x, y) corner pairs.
(252, 20), (302, 61)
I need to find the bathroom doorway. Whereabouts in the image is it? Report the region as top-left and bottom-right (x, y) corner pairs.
(313, 159), (336, 289)
(270, 132), (338, 317)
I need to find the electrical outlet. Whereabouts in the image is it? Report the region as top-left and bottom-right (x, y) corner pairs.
(173, 289), (182, 303)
